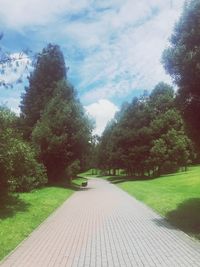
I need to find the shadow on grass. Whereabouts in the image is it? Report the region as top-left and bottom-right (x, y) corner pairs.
(153, 198), (200, 239)
(48, 176), (90, 191)
(106, 175), (151, 184)
(0, 193), (29, 219)
(104, 169), (191, 184)
(167, 198), (200, 237)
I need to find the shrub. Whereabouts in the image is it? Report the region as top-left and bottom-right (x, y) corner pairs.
(0, 107), (47, 192)
(65, 160), (80, 181)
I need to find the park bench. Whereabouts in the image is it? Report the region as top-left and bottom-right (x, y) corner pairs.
(81, 181), (88, 187)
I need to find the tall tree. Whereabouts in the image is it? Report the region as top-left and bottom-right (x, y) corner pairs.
(32, 81), (92, 182)
(20, 43), (66, 138)
(162, 0), (200, 153)
(98, 120), (116, 173)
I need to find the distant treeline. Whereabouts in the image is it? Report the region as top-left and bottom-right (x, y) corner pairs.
(96, 83), (194, 177)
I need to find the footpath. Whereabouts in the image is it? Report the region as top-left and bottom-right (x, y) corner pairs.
(1, 178), (200, 267)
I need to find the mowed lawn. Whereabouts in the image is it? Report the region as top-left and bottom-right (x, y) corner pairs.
(0, 178), (85, 261)
(107, 166), (200, 240)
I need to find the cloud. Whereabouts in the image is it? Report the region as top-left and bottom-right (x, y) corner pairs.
(0, 0), (90, 30)
(3, 97), (20, 114)
(75, 0), (185, 103)
(85, 99), (119, 135)
(0, 52), (31, 85)
(0, 86), (23, 115)
(0, 0), (185, 133)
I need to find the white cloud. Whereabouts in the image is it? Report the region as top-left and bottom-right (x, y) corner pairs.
(85, 99), (119, 135)
(5, 98), (20, 115)
(0, 0), (90, 29)
(66, 0), (185, 103)
(0, 90), (22, 115)
(0, 0), (186, 119)
(0, 52), (31, 85)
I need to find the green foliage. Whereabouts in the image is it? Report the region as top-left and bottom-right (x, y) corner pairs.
(7, 139), (47, 192)
(149, 82), (174, 115)
(18, 43), (92, 183)
(32, 80), (92, 182)
(150, 108), (193, 174)
(162, 0), (200, 153)
(65, 160), (80, 181)
(0, 107), (47, 192)
(98, 83), (193, 177)
(20, 44), (67, 138)
(98, 120), (118, 171)
(84, 135), (100, 171)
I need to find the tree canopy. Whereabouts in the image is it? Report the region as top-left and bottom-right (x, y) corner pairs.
(98, 83), (193, 177)
(20, 44), (67, 138)
(162, 0), (200, 154)
(20, 44), (92, 183)
(32, 80), (92, 181)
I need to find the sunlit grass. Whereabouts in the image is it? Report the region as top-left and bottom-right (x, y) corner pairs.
(0, 178), (84, 261)
(104, 166), (200, 240)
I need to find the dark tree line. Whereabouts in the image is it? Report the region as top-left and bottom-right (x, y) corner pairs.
(97, 83), (194, 177)
(97, 0), (200, 177)
(162, 0), (200, 157)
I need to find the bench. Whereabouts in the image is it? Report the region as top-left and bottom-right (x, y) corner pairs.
(82, 181), (88, 187)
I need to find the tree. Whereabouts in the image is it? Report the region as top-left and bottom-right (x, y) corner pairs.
(98, 120), (116, 174)
(98, 82), (193, 178)
(20, 43), (67, 138)
(148, 82), (174, 116)
(115, 97), (153, 176)
(98, 96), (152, 176)
(150, 138), (168, 175)
(162, 0), (200, 153)
(32, 81), (92, 182)
(150, 109), (193, 175)
(85, 134), (100, 174)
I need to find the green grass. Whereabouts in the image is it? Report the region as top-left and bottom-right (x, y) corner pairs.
(0, 178), (84, 261)
(104, 166), (200, 240)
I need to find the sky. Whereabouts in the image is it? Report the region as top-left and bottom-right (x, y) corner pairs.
(0, 0), (185, 135)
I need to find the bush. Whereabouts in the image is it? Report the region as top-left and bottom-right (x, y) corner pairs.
(65, 160), (80, 181)
(1, 133), (47, 192)
(0, 107), (47, 192)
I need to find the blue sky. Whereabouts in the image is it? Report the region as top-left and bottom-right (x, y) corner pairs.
(0, 0), (184, 135)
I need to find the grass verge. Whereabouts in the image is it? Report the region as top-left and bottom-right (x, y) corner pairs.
(104, 166), (200, 240)
(0, 178), (84, 261)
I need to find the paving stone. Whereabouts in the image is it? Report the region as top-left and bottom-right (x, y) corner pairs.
(0, 178), (200, 267)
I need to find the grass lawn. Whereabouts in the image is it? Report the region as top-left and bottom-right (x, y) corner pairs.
(104, 166), (200, 240)
(0, 178), (84, 261)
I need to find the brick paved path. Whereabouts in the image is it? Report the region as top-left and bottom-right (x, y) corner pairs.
(1, 178), (200, 267)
